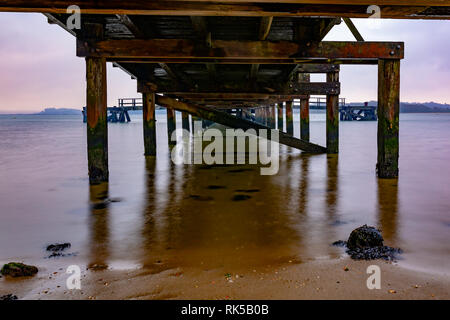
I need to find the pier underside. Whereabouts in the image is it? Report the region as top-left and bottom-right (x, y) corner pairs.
(6, 1), (437, 183)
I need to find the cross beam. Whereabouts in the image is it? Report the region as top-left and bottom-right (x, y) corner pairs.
(2, 1), (449, 19)
(78, 39), (404, 62)
(154, 95), (327, 154)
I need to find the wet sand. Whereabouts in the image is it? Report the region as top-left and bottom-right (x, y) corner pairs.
(1, 257), (449, 300)
(1, 113), (450, 300)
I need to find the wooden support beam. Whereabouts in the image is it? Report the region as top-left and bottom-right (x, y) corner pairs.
(277, 103), (283, 131)
(285, 101), (294, 135)
(7, 2), (450, 19)
(343, 18), (364, 42)
(138, 80), (339, 95)
(326, 70), (339, 154)
(78, 40), (405, 61)
(250, 16), (273, 82)
(155, 95), (326, 153)
(167, 108), (176, 146)
(142, 92), (157, 156)
(86, 56), (108, 184)
(377, 59), (400, 178)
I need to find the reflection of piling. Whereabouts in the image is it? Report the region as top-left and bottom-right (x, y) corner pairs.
(88, 182), (110, 268)
(377, 179), (398, 242)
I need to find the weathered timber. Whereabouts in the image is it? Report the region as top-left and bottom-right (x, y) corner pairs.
(182, 112), (190, 132)
(277, 103), (283, 131)
(377, 59), (400, 178)
(326, 71), (339, 154)
(268, 105), (276, 129)
(250, 16), (273, 82)
(285, 101), (294, 135)
(167, 108), (176, 146)
(77, 40), (404, 61)
(4, 1), (450, 19)
(86, 56), (108, 184)
(142, 92), (157, 156)
(137, 79), (339, 95)
(155, 95), (327, 154)
(300, 97), (310, 142)
(343, 18), (364, 42)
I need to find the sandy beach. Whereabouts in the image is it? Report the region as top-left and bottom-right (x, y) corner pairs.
(2, 257), (448, 300)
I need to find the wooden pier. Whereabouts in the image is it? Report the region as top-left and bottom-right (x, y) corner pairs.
(3, 1), (448, 183)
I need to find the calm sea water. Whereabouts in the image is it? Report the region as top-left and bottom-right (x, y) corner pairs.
(0, 111), (449, 275)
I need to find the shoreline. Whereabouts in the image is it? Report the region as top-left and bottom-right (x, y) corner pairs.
(2, 257), (448, 300)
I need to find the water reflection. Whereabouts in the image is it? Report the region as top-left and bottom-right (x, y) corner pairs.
(377, 179), (399, 243)
(88, 183), (110, 269)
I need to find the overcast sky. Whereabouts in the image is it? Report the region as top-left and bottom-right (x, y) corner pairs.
(0, 13), (449, 113)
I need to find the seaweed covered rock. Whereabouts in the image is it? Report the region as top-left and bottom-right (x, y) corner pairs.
(46, 243), (71, 252)
(333, 225), (402, 261)
(1, 262), (38, 277)
(347, 225), (384, 250)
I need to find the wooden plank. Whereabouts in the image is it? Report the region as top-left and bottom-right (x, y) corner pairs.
(108, 57), (380, 65)
(250, 16), (273, 82)
(142, 92), (157, 156)
(377, 59), (400, 178)
(3, 2), (449, 19)
(86, 56), (108, 184)
(78, 39), (405, 60)
(155, 95), (327, 153)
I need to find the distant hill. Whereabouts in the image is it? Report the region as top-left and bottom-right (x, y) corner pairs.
(347, 101), (450, 113)
(36, 108), (81, 115)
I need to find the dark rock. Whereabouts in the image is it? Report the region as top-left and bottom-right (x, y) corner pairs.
(232, 194), (252, 201)
(46, 243), (71, 252)
(227, 168), (253, 173)
(235, 189), (260, 193)
(189, 194), (214, 201)
(207, 185), (226, 190)
(0, 294), (18, 301)
(1, 262), (38, 277)
(332, 225), (402, 261)
(347, 225), (384, 250)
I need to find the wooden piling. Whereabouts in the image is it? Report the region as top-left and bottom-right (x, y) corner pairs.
(286, 101), (294, 135)
(377, 59), (400, 178)
(300, 97), (310, 142)
(142, 92), (157, 156)
(277, 103), (283, 131)
(167, 108), (176, 146)
(270, 104), (276, 129)
(182, 112), (190, 132)
(86, 56), (108, 184)
(326, 71), (339, 154)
